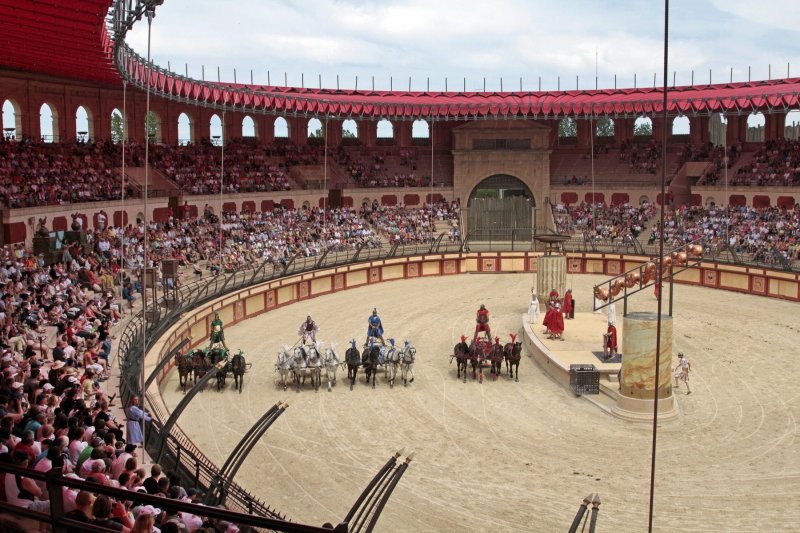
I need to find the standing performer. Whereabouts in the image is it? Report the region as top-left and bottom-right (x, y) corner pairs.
(603, 319), (618, 361)
(528, 289), (540, 324)
(367, 308), (385, 345)
(563, 289), (573, 320)
(548, 303), (565, 340)
(209, 312), (228, 350)
(548, 288), (560, 306)
(474, 304), (491, 342)
(298, 315), (319, 344)
(125, 395), (151, 446)
(673, 352), (691, 394)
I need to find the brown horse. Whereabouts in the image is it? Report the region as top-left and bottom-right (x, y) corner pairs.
(468, 337), (492, 383)
(177, 352), (194, 392)
(451, 335), (470, 383)
(231, 351), (247, 393)
(488, 337), (505, 381)
(503, 334), (522, 382)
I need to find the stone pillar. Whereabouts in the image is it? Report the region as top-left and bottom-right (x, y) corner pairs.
(536, 255), (566, 306)
(612, 312), (678, 420)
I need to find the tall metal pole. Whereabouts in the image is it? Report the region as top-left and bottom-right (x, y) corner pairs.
(120, 80), (127, 293)
(648, 1), (669, 531)
(429, 119), (434, 244)
(219, 110), (225, 267)
(590, 115), (596, 235)
(140, 2), (157, 451)
(323, 117), (328, 235)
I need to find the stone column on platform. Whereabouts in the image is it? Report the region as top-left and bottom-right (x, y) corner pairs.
(612, 312), (678, 421)
(536, 254), (566, 305)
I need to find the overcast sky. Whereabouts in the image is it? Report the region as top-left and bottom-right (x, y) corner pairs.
(124, 0), (800, 93)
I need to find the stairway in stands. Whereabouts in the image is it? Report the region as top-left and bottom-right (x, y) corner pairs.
(119, 166), (180, 197)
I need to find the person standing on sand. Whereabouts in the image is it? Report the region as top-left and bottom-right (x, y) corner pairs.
(673, 352), (691, 394)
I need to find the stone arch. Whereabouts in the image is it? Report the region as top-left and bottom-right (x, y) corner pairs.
(558, 117), (577, 138)
(307, 118), (323, 138)
(177, 112), (194, 145)
(672, 116), (690, 136)
(274, 116), (289, 138)
(377, 119), (394, 141)
(361, 197), (373, 207)
(342, 119), (358, 140)
(785, 110), (800, 140)
(639, 195), (650, 205)
(746, 112), (765, 142)
(467, 174), (534, 241)
(146, 110), (162, 143)
(595, 116), (614, 137)
(2, 98), (22, 140)
(301, 200), (311, 210)
(412, 119), (429, 139)
(210, 113), (223, 145)
(110, 108), (126, 143)
(75, 105), (94, 141)
(39, 102), (59, 142)
(709, 113), (727, 147)
(705, 196), (716, 206)
(242, 115), (257, 138)
(135, 211), (145, 224)
(633, 116), (653, 137)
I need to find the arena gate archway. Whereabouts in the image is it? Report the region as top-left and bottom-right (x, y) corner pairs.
(467, 174), (534, 242)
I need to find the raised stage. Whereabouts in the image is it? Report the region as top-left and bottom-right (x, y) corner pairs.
(521, 311), (680, 420)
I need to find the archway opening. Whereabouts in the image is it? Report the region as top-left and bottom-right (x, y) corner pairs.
(342, 119), (358, 144)
(785, 110), (800, 140)
(377, 119), (394, 144)
(75, 105), (93, 141)
(110, 108), (125, 143)
(672, 116), (690, 136)
(595, 117), (615, 138)
(307, 118), (323, 138)
(40, 103), (58, 142)
(412, 119), (429, 145)
(178, 112), (194, 145)
(2, 99), (21, 140)
(274, 117), (289, 138)
(210, 114), (223, 145)
(467, 174), (534, 242)
(746, 112), (765, 142)
(242, 116), (257, 139)
(146, 111), (162, 143)
(709, 113), (728, 147)
(633, 116), (653, 137)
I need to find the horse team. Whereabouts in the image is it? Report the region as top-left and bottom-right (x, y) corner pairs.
(177, 347), (248, 394)
(275, 340), (418, 392)
(452, 333), (523, 383)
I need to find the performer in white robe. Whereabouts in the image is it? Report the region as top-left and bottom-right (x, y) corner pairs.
(605, 297), (617, 325)
(528, 290), (540, 324)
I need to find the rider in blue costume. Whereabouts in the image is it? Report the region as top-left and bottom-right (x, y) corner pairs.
(367, 308), (385, 345)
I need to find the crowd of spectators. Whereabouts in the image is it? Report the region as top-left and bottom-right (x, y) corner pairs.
(0, 138), (129, 208)
(657, 204), (800, 264)
(618, 140), (661, 174)
(680, 142), (742, 185)
(334, 147), (429, 188)
(731, 139), (800, 187)
(359, 199), (459, 245)
(554, 201), (655, 244)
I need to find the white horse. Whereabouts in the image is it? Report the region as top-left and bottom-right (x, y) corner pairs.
(400, 341), (416, 387)
(306, 342), (324, 392)
(274, 346), (293, 391)
(291, 345), (309, 392)
(382, 342), (401, 389)
(323, 342), (341, 392)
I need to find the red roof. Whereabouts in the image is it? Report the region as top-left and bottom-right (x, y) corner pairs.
(0, 0), (119, 86)
(3, 1), (800, 119)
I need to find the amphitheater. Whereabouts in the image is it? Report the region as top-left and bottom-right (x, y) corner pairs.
(0, 1), (799, 532)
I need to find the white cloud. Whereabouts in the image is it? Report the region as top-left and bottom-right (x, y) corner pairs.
(708, 0), (800, 32)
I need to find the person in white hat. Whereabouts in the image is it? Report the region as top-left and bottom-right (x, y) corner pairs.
(673, 352), (691, 394)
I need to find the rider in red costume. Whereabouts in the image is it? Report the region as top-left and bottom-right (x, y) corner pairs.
(474, 304), (491, 343)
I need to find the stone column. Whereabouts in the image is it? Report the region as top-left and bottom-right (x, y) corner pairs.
(612, 312), (678, 420)
(536, 255), (566, 306)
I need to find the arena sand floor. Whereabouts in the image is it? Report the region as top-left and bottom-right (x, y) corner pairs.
(160, 273), (800, 532)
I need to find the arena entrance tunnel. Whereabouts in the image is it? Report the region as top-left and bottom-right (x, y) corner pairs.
(467, 174), (535, 243)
